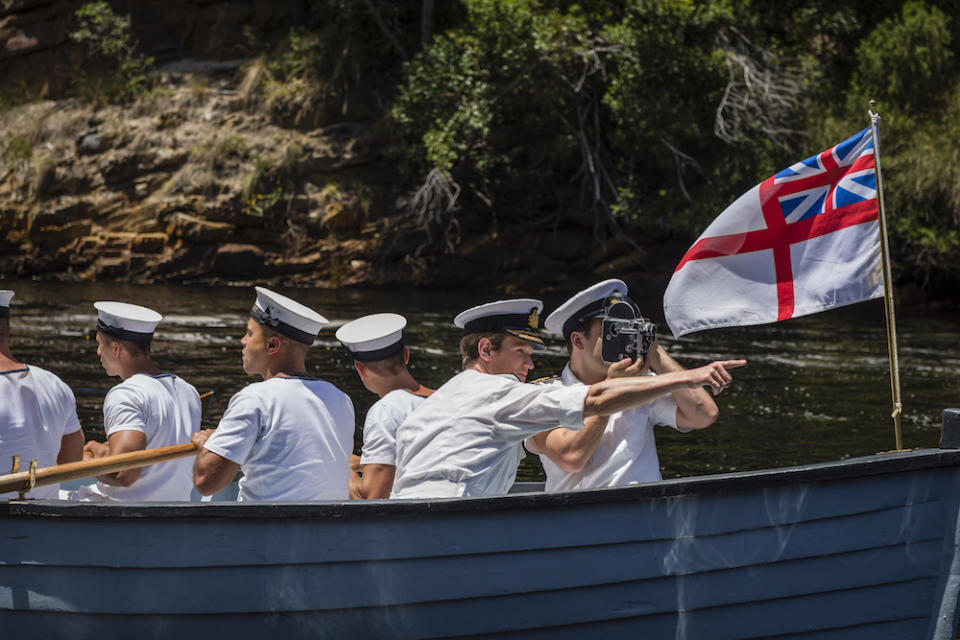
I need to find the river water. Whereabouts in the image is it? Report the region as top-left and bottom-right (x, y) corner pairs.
(3, 279), (959, 481)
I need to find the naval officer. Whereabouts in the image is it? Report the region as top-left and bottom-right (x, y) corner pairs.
(78, 301), (201, 501)
(192, 287), (354, 501)
(336, 313), (433, 499)
(391, 298), (747, 499)
(526, 279), (721, 491)
(0, 289), (85, 500)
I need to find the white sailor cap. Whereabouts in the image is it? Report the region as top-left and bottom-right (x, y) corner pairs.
(545, 279), (632, 339)
(335, 313), (407, 362)
(251, 286), (328, 346)
(94, 301), (163, 344)
(454, 298), (545, 349)
(0, 290), (13, 318)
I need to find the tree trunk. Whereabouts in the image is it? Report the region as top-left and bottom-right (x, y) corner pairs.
(421, 0), (435, 45)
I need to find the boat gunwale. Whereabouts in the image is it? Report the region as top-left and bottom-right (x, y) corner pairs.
(3, 447), (959, 520)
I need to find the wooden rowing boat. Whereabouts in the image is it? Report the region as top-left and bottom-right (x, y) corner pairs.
(3, 442), (960, 637)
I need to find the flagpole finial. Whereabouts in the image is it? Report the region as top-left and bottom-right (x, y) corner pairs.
(869, 99), (881, 126)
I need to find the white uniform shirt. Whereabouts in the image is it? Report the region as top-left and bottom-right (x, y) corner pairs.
(525, 364), (683, 491)
(203, 376), (354, 502)
(95, 373), (200, 501)
(360, 389), (426, 466)
(391, 369), (588, 499)
(0, 366), (82, 500)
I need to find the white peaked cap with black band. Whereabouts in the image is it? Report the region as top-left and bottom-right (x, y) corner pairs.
(545, 279), (629, 340)
(454, 298), (545, 349)
(94, 301), (163, 344)
(251, 286), (328, 346)
(0, 290), (13, 318)
(335, 313), (407, 362)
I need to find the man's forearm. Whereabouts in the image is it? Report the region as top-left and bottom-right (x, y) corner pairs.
(584, 370), (691, 417)
(193, 449), (237, 496)
(534, 415), (609, 473)
(650, 347), (718, 429)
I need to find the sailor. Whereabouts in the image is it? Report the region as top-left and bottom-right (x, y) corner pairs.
(391, 298), (746, 499)
(336, 313), (433, 499)
(192, 287), (354, 501)
(76, 300), (201, 501)
(0, 290), (85, 499)
(525, 279), (722, 491)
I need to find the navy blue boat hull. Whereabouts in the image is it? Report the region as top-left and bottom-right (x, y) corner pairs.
(2, 449), (960, 638)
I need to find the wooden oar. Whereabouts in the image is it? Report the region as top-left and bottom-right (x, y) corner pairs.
(0, 442), (199, 497)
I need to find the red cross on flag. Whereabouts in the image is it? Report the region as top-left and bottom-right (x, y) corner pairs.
(664, 128), (884, 337)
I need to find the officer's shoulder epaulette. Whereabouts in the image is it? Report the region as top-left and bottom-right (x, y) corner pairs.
(528, 375), (560, 385)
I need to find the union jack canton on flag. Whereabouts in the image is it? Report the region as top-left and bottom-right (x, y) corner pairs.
(664, 128), (883, 337)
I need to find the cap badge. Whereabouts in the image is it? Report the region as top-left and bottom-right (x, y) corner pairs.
(527, 308), (539, 330)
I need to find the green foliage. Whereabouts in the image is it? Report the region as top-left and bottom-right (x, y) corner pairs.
(245, 186), (287, 219)
(385, 0), (960, 294)
(242, 158), (293, 225)
(2, 134), (33, 165)
(70, 1), (154, 103)
(393, 0), (748, 232)
(393, 0), (615, 219)
(850, 1), (954, 115)
(255, 1), (435, 126)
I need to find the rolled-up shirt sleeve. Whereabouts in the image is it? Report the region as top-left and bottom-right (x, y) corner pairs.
(493, 380), (589, 439)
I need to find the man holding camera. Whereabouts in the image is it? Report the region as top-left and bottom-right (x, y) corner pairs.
(392, 295), (743, 499)
(525, 279), (724, 491)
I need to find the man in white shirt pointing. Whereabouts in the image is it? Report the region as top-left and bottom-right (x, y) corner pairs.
(526, 279), (722, 491)
(391, 298), (745, 499)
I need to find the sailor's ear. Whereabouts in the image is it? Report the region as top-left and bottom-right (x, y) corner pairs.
(265, 334), (282, 354)
(570, 331), (585, 351)
(354, 361), (367, 378)
(477, 337), (495, 360)
(402, 346), (411, 365)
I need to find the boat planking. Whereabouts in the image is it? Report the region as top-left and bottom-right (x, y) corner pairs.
(3, 447), (960, 638)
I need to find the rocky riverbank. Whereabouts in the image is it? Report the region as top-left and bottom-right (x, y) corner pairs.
(0, 66), (668, 294)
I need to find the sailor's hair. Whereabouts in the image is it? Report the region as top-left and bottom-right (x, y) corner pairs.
(459, 332), (507, 367)
(358, 350), (407, 376)
(564, 315), (602, 354)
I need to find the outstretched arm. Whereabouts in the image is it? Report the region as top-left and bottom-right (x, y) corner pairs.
(646, 343), (719, 430)
(584, 359), (746, 418)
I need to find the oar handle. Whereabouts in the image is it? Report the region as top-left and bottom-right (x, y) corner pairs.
(0, 442), (199, 496)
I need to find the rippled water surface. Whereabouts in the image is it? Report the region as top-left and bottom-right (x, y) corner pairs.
(4, 280), (959, 481)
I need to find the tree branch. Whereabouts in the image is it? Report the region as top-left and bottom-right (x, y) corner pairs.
(361, 0), (408, 59)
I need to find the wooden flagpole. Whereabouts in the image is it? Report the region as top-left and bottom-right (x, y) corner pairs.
(868, 100), (904, 450)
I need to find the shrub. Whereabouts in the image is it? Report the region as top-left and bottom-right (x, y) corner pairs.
(70, 1), (154, 103)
